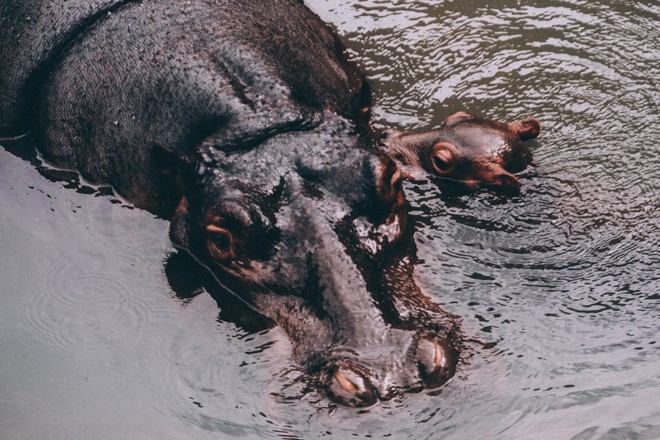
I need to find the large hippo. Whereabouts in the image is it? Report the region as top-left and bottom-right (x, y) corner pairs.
(0, 0), (540, 407)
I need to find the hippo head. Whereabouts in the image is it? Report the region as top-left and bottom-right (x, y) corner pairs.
(160, 115), (458, 407)
(382, 112), (541, 191)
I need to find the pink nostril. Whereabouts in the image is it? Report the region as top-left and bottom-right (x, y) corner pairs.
(326, 365), (378, 407)
(417, 337), (456, 389)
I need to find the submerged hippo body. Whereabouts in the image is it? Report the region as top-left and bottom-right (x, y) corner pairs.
(0, 0), (540, 406)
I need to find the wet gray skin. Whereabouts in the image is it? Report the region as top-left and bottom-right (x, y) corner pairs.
(0, 0), (537, 406)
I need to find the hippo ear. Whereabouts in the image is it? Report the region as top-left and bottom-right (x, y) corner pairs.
(509, 117), (541, 141)
(443, 111), (474, 128)
(169, 195), (192, 250)
(151, 142), (196, 191)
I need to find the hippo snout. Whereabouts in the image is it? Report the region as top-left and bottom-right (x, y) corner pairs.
(320, 332), (457, 407)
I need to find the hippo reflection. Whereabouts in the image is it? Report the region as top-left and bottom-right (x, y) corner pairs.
(0, 0), (540, 406)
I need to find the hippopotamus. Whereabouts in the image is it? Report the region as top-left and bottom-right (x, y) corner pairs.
(0, 0), (540, 407)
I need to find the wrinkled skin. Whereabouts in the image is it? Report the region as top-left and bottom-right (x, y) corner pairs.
(0, 0), (539, 406)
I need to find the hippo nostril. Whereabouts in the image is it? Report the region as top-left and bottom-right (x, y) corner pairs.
(417, 337), (456, 389)
(326, 365), (378, 407)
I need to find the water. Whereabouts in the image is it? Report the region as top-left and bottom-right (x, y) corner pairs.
(1, 1), (659, 438)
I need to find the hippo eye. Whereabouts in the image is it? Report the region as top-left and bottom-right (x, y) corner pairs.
(206, 224), (236, 263)
(430, 144), (456, 175)
(433, 155), (451, 171)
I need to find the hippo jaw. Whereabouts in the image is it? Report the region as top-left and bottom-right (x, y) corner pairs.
(381, 112), (541, 191)
(163, 120), (459, 406)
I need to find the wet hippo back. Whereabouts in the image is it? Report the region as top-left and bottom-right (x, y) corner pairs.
(9, 0), (367, 207)
(0, 0), (136, 134)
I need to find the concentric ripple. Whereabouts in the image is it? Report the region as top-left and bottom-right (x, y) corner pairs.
(21, 243), (156, 355)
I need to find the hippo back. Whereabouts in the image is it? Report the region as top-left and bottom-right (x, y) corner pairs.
(0, 0), (369, 136)
(0, 0), (139, 135)
(7, 0), (371, 208)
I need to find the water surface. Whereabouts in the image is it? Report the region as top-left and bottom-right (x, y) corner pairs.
(1, 0), (659, 438)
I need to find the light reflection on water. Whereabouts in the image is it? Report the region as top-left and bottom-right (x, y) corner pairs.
(1, 0), (659, 438)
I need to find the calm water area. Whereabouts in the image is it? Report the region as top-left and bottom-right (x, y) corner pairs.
(1, 0), (659, 438)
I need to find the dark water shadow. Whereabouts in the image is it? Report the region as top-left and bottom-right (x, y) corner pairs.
(164, 250), (275, 335)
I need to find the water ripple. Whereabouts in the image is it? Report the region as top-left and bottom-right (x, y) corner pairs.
(22, 253), (153, 354)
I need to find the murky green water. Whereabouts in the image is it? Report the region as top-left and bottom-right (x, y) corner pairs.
(1, 1), (658, 439)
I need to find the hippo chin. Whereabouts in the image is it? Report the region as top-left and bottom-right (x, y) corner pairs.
(0, 0), (539, 406)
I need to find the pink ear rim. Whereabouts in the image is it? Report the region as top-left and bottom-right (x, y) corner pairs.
(510, 117), (541, 141)
(443, 111), (474, 127)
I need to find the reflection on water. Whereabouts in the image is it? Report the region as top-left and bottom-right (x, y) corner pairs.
(1, 0), (659, 438)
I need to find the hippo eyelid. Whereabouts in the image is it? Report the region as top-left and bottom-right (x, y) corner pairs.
(206, 224), (237, 262)
(430, 142), (458, 175)
(206, 224), (231, 235)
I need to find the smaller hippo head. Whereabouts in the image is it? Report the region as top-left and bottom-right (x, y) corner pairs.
(382, 112), (541, 191)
